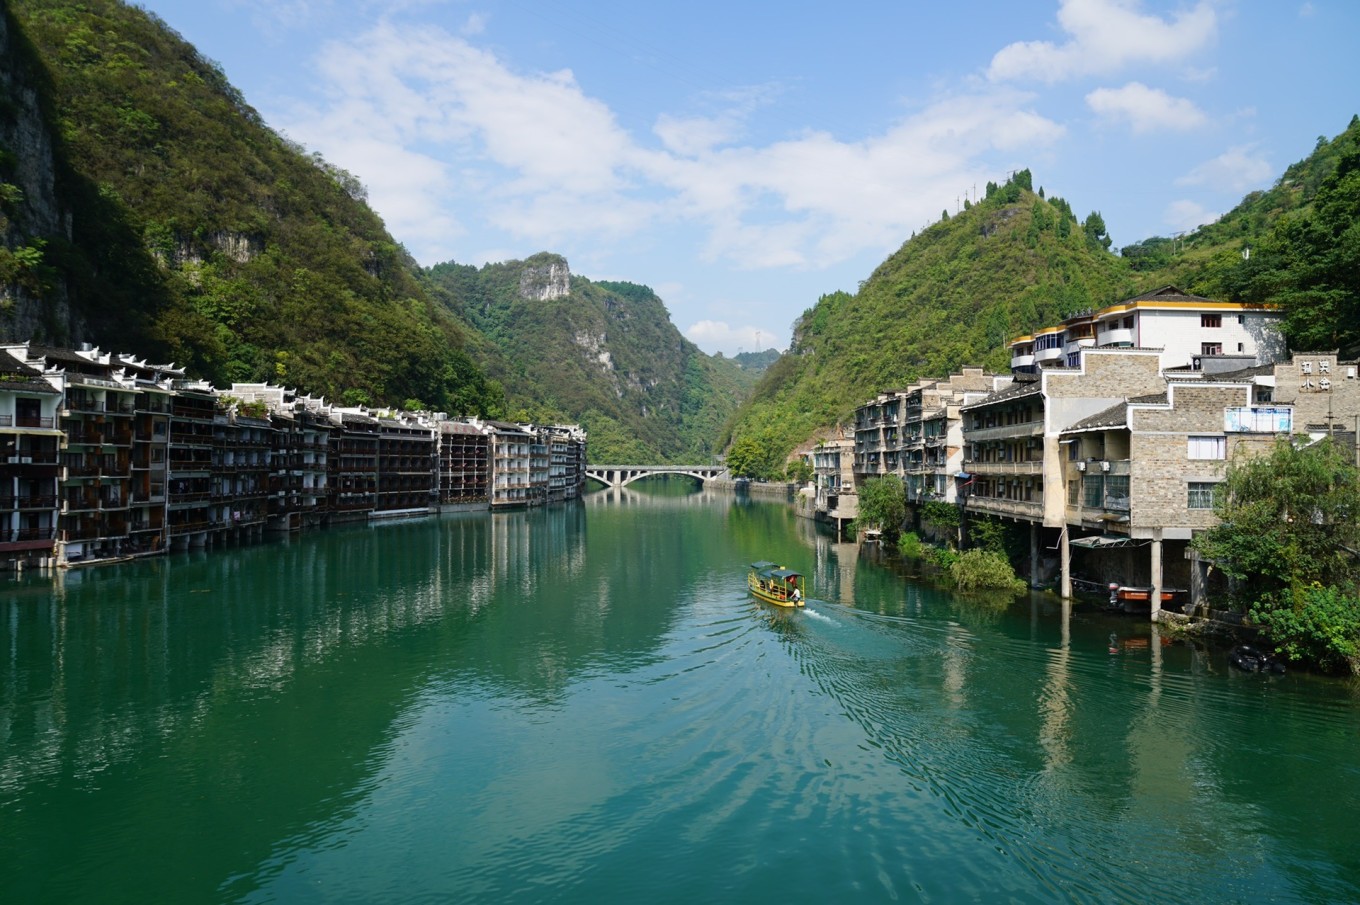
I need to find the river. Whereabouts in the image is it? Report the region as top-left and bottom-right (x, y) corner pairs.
(2, 485), (1358, 903)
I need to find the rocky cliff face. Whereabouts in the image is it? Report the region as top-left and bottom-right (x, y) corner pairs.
(518, 255), (571, 301)
(0, 9), (75, 341)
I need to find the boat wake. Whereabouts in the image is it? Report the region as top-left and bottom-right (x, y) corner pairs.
(802, 607), (836, 624)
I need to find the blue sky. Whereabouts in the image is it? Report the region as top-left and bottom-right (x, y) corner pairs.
(138, 0), (1359, 356)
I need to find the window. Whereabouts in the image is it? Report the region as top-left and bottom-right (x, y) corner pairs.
(1188, 482), (1217, 509)
(1201, 313), (1222, 328)
(1068, 480), (1079, 505)
(1083, 474), (1104, 508)
(1187, 435), (1225, 459)
(1201, 342), (1223, 356)
(1104, 475), (1130, 511)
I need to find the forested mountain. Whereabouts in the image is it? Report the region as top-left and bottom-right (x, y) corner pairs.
(424, 255), (742, 463)
(721, 171), (1137, 473)
(2, 0), (497, 414)
(1130, 115), (1360, 354)
(1121, 116), (1360, 294)
(729, 349), (781, 375)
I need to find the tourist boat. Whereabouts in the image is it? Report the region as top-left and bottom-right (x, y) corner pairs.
(748, 561), (806, 608)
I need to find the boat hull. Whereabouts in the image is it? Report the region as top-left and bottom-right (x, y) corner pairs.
(749, 584), (805, 608)
(1115, 586), (1186, 611)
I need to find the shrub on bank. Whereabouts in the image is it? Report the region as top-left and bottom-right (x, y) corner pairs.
(949, 549), (1027, 594)
(898, 531), (961, 570)
(1250, 585), (1360, 675)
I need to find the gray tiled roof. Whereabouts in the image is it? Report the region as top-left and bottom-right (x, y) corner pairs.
(1125, 285), (1212, 304)
(960, 376), (1040, 410)
(1064, 401), (1128, 433)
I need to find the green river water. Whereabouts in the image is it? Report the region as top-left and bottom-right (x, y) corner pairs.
(2, 484), (1359, 903)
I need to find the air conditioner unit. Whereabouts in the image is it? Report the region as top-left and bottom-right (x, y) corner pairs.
(1100, 460), (1111, 472)
(1075, 461), (1086, 472)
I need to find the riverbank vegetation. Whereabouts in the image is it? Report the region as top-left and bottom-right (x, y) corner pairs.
(1193, 437), (1360, 674)
(884, 494), (1028, 594)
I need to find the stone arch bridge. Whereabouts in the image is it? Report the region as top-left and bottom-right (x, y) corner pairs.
(585, 464), (726, 488)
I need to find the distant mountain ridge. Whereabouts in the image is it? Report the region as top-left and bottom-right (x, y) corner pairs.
(424, 254), (743, 464)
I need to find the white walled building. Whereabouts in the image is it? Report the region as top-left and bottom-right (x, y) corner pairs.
(1011, 286), (1285, 374)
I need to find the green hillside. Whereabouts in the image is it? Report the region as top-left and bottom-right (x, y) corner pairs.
(1122, 115), (1360, 306)
(1135, 115), (1360, 354)
(425, 255), (742, 464)
(3, 0), (498, 414)
(722, 172), (1136, 474)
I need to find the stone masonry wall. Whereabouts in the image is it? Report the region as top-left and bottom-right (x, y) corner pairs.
(1042, 350), (1165, 525)
(1128, 382), (1251, 534)
(1272, 352), (1360, 431)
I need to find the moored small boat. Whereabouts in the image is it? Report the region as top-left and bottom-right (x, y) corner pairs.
(1109, 584), (1187, 612)
(748, 561), (805, 608)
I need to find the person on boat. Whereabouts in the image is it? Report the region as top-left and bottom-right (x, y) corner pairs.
(792, 586), (801, 603)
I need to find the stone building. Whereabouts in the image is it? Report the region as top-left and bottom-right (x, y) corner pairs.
(901, 369), (1000, 509)
(1055, 351), (1359, 615)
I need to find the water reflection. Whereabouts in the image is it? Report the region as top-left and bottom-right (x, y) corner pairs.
(1, 494), (1358, 903)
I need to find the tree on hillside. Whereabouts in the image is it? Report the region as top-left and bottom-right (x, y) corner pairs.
(1192, 437), (1360, 672)
(1083, 211), (1112, 250)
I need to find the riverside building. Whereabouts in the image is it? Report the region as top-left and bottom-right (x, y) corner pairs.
(0, 345), (586, 569)
(844, 287), (1354, 619)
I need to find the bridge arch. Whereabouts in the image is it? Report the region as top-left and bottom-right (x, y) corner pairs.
(584, 464), (726, 489)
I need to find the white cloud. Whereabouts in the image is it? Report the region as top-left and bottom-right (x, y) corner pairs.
(652, 85), (778, 156)
(1086, 82), (1207, 133)
(685, 320), (783, 356)
(276, 23), (1064, 273)
(654, 113), (742, 156)
(227, 0), (336, 35)
(1164, 199), (1220, 232)
(1176, 146), (1273, 193)
(461, 12), (488, 36)
(989, 0), (1218, 84)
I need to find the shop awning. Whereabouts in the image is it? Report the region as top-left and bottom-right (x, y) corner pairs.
(1069, 534), (1148, 549)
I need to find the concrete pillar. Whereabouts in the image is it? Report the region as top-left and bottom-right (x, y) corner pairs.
(1189, 547), (1207, 614)
(1029, 523), (1040, 588)
(1149, 529), (1163, 621)
(1060, 527), (1072, 599)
